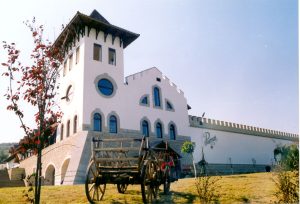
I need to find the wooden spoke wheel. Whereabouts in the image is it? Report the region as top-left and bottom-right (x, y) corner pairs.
(117, 183), (128, 194)
(85, 161), (106, 203)
(141, 160), (159, 204)
(163, 170), (171, 195)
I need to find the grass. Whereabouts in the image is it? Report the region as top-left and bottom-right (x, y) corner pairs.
(0, 172), (277, 203)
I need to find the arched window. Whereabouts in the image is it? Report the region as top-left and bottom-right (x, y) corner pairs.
(73, 115), (77, 133)
(166, 100), (174, 111)
(93, 113), (102, 132)
(169, 124), (176, 140)
(109, 115), (117, 133)
(67, 120), (70, 137)
(60, 124), (64, 141)
(142, 120), (149, 137)
(156, 122), (163, 138)
(153, 87), (161, 107)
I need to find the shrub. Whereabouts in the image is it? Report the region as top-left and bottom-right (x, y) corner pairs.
(274, 170), (299, 203)
(195, 175), (221, 204)
(273, 144), (299, 203)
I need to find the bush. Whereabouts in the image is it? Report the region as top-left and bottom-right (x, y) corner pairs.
(273, 144), (299, 203)
(274, 170), (299, 203)
(195, 175), (221, 204)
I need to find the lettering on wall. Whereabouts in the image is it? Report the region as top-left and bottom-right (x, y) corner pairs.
(203, 132), (217, 149)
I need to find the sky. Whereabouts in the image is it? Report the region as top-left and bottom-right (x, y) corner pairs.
(0, 0), (298, 143)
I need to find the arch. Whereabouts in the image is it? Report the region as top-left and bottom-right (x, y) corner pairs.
(107, 112), (120, 134)
(93, 113), (102, 131)
(90, 109), (105, 131)
(155, 121), (163, 138)
(73, 115), (77, 134)
(168, 122), (177, 140)
(60, 158), (70, 185)
(142, 120), (149, 137)
(140, 117), (151, 137)
(45, 164), (56, 186)
(153, 86), (162, 108)
(109, 115), (117, 133)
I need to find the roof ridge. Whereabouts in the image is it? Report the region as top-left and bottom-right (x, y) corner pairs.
(89, 9), (110, 24)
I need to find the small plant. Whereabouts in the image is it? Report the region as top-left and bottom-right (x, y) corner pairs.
(181, 141), (197, 178)
(195, 175), (221, 204)
(23, 173), (36, 203)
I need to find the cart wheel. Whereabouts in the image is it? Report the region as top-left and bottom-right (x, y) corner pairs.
(85, 161), (106, 203)
(117, 183), (128, 193)
(141, 160), (159, 203)
(163, 170), (171, 194)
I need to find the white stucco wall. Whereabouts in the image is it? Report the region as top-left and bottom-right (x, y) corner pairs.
(65, 27), (191, 139)
(189, 127), (294, 165)
(57, 37), (85, 141)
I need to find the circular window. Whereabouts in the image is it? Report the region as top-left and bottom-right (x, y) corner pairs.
(98, 79), (114, 96)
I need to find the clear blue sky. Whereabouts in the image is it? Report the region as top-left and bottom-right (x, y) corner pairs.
(0, 0), (298, 143)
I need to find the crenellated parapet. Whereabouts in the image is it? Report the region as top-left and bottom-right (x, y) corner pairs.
(189, 115), (299, 141)
(125, 67), (184, 95)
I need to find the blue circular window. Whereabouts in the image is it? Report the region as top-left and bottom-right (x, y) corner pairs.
(98, 79), (114, 96)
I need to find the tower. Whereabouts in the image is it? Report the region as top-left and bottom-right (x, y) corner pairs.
(52, 10), (139, 184)
(56, 10), (139, 141)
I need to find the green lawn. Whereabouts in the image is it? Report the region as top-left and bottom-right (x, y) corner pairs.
(0, 172), (277, 203)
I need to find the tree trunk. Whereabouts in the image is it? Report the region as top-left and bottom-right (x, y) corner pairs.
(192, 156), (197, 178)
(34, 147), (42, 204)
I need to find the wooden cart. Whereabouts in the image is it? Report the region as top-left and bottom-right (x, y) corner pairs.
(85, 136), (175, 203)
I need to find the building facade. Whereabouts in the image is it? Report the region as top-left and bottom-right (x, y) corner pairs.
(18, 10), (298, 185)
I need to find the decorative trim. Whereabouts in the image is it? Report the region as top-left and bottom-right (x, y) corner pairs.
(189, 115), (299, 142)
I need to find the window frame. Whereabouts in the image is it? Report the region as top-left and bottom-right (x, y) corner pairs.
(108, 48), (116, 65)
(152, 86), (163, 109)
(93, 113), (102, 132)
(67, 120), (70, 137)
(169, 123), (176, 140)
(60, 124), (64, 141)
(165, 99), (175, 112)
(94, 74), (118, 98)
(63, 61), (67, 77)
(109, 115), (118, 134)
(73, 115), (77, 133)
(139, 94), (150, 107)
(156, 122), (163, 138)
(142, 120), (150, 137)
(98, 79), (114, 96)
(69, 54), (73, 71)
(93, 43), (102, 61)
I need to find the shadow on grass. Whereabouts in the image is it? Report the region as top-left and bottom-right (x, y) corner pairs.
(158, 190), (197, 203)
(107, 189), (197, 204)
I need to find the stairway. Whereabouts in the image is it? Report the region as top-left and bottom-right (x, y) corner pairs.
(0, 169), (25, 188)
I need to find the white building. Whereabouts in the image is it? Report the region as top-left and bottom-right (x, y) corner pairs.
(18, 10), (298, 185)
